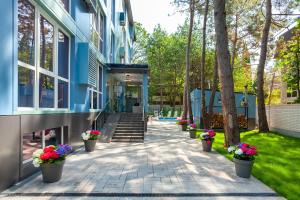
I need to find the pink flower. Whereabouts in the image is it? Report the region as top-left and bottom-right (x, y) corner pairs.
(207, 140), (211, 145)
(241, 147), (248, 153)
(241, 143), (248, 148)
(246, 149), (257, 156)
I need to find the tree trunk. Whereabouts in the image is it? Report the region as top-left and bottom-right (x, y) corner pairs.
(256, 0), (271, 132)
(296, 38), (300, 100)
(213, 0), (240, 146)
(231, 14), (238, 68)
(183, 0), (195, 121)
(200, 0), (209, 128)
(208, 51), (219, 128)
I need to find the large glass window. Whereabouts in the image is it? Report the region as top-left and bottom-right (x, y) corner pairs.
(18, 67), (35, 107)
(58, 31), (69, 79)
(18, 0), (35, 66)
(39, 73), (54, 108)
(18, 0), (70, 110)
(40, 16), (54, 72)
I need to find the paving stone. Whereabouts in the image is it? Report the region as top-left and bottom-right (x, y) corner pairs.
(0, 121), (281, 200)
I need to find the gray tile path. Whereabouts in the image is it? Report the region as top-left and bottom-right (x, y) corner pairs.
(0, 121), (284, 200)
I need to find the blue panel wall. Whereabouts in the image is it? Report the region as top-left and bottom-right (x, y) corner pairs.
(191, 89), (256, 122)
(0, 0), (16, 115)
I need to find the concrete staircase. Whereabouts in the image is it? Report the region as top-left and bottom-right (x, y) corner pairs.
(111, 113), (144, 143)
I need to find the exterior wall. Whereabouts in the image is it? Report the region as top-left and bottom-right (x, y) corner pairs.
(191, 89), (256, 129)
(0, 0), (136, 192)
(265, 104), (300, 138)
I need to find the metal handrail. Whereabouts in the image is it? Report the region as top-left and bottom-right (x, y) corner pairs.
(94, 102), (110, 129)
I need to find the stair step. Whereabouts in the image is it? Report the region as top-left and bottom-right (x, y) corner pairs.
(112, 136), (144, 139)
(115, 131), (144, 134)
(111, 139), (144, 143)
(113, 133), (144, 136)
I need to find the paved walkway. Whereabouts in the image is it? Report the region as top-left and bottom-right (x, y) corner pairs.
(1, 121), (282, 200)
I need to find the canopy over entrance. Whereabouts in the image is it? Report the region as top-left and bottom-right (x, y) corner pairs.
(106, 64), (149, 113)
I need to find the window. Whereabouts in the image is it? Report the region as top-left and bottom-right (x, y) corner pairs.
(58, 31), (69, 79)
(90, 11), (106, 55)
(111, 0), (115, 25)
(18, 67), (35, 107)
(22, 126), (67, 162)
(18, 0), (70, 110)
(110, 32), (115, 62)
(58, 0), (69, 12)
(18, 0), (35, 66)
(40, 16), (54, 72)
(89, 64), (103, 109)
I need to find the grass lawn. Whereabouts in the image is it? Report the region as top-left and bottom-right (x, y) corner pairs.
(211, 130), (300, 200)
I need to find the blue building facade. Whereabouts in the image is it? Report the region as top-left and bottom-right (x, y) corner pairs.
(191, 89), (256, 129)
(0, 0), (148, 191)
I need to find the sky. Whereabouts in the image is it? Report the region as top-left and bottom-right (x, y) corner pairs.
(130, 0), (186, 34)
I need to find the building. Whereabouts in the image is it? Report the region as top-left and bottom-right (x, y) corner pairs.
(0, 0), (148, 191)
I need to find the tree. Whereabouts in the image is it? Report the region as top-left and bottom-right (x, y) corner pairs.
(213, 0), (240, 146)
(182, 0), (195, 122)
(276, 22), (300, 102)
(132, 22), (149, 64)
(200, 0), (210, 128)
(256, 0), (272, 132)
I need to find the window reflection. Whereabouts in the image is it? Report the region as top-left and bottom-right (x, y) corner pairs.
(18, 0), (35, 66)
(39, 73), (54, 108)
(93, 92), (98, 109)
(59, 0), (69, 12)
(40, 16), (54, 72)
(58, 80), (68, 108)
(23, 132), (42, 161)
(58, 31), (69, 79)
(18, 67), (35, 107)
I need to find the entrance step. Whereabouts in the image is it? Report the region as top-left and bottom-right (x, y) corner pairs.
(111, 113), (145, 143)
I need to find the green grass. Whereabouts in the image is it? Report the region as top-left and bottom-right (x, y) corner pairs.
(210, 130), (300, 200)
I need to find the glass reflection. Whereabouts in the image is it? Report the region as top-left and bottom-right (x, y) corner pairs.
(18, 0), (35, 66)
(58, 31), (69, 79)
(40, 16), (54, 71)
(39, 73), (54, 108)
(18, 67), (35, 107)
(58, 80), (68, 108)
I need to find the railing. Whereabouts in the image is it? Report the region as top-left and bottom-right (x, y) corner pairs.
(93, 102), (111, 130)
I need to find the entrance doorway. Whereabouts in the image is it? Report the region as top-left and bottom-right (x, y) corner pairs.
(125, 84), (142, 113)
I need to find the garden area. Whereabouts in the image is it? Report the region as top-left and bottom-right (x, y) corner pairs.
(193, 129), (300, 200)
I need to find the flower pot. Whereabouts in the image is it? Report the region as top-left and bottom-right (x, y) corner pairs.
(201, 139), (213, 152)
(181, 124), (187, 131)
(40, 160), (65, 183)
(84, 139), (97, 152)
(189, 130), (196, 138)
(233, 158), (254, 178)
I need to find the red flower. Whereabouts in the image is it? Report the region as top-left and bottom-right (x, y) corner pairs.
(90, 130), (101, 135)
(241, 143), (248, 148)
(43, 146), (55, 153)
(49, 151), (59, 159)
(208, 131), (216, 137)
(246, 149), (257, 156)
(207, 140), (211, 145)
(40, 152), (51, 160)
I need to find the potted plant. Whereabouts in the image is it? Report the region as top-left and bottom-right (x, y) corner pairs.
(81, 130), (101, 152)
(32, 144), (72, 183)
(228, 143), (257, 178)
(176, 119), (189, 131)
(187, 123), (197, 138)
(200, 129), (216, 152)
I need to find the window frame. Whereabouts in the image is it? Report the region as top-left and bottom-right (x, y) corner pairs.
(17, 0), (70, 112)
(89, 64), (104, 110)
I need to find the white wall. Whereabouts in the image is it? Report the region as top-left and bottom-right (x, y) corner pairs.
(265, 104), (300, 138)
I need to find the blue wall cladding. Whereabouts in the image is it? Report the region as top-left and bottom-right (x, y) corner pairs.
(77, 43), (97, 88)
